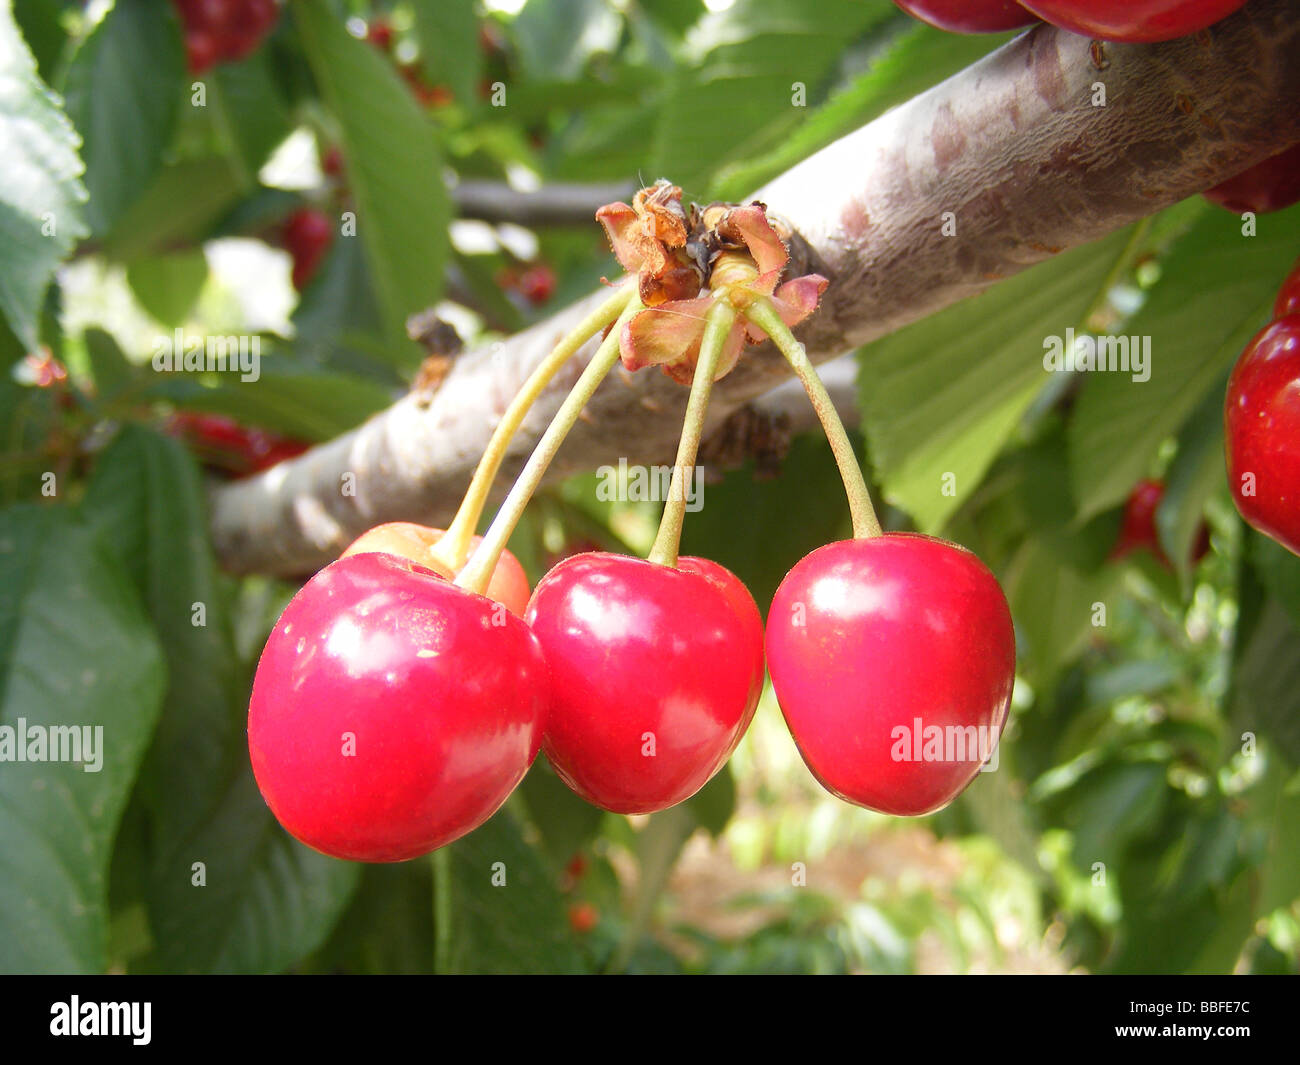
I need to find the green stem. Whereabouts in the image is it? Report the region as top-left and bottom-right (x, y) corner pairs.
(432, 283), (634, 572)
(456, 297), (643, 594)
(646, 300), (736, 567)
(432, 848), (452, 974)
(744, 297), (882, 539)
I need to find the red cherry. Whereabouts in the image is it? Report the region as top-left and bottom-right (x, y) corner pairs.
(424, 85), (455, 108)
(284, 208), (334, 291)
(248, 553), (549, 862)
(892, 0), (1037, 33)
(241, 431), (310, 475)
(1204, 143), (1300, 217)
(1275, 259), (1300, 320)
(396, 64), (453, 108)
(221, 30), (262, 63)
(1110, 477), (1169, 565)
(564, 852), (589, 884)
(243, 0), (278, 32)
(184, 30), (221, 73)
(525, 553), (764, 815)
(165, 412), (310, 477)
(367, 17), (394, 51)
(1225, 315), (1300, 556)
(766, 535), (1015, 817)
(1192, 523), (1212, 565)
(321, 145), (345, 178)
(220, 0), (277, 60)
(167, 411), (246, 446)
(175, 0), (227, 31)
(1017, 0), (1248, 41)
(568, 903), (599, 934)
(518, 264), (557, 306)
(342, 521), (532, 617)
(1109, 478), (1212, 568)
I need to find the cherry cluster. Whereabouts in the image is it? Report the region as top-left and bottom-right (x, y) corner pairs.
(1226, 259), (1300, 555)
(249, 528), (1014, 861)
(246, 186), (1018, 863)
(171, 0), (280, 75)
(894, 0), (1252, 40)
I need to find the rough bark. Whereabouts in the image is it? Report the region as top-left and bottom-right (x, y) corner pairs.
(211, 0), (1300, 576)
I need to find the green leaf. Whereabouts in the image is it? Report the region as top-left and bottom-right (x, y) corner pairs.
(444, 806), (588, 974)
(82, 326), (137, 401)
(683, 763), (735, 837)
(0, 1), (88, 350)
(1257, 769), (1300, 914)
(956, 765), (1045, 883)
(139, 770), (359, 974)
(82, 426), (243, 833)
(1230, 533), (1300, 765)
(545, 99), (657, 183)
(651, 0), (893, 192)
(209, 49), (294, 184)
(293, 1), (450, 369)
(126, 250), (208, 327)
(1003, 421), (1120, 571)
(61, 0), (185, 236)
(517, 756), (605, 869)
(290, 232), (405, 379)
(303, 861), (434, 974)
(101, 158), (243, 260)
(1183, 872), (1255, 975)
(514, 0), (622, 82)
(1111, 867), (1254, 974)
(640, 0), (706, 36)
(1155, 808), (1244, 902)
(1004, 537), (1121, 681)
(680, 432), (855, 613)
(858, 225), (1138, 531)
(1155, 372), (1225, 577)
(12, 0), (68, 83)
(1069, 203), (1300, 520)
(1055, 761), (1169, 873)
(0, 503), (165, 973)
(82, 427), (359, 973)
(615, 804), (697, 968)
(711, 21), (1012, 201)
(412, 0), (481, 108)
(1250, 532), (1300, 632)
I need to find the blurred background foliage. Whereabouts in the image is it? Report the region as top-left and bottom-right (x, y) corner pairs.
(1, 0), (1298, 975)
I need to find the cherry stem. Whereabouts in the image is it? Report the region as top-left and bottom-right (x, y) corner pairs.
(744, 297), (882, 539)
(431, 283), (635, 572)
(456, 296), (644, 595)
(646, 300), (736, 568)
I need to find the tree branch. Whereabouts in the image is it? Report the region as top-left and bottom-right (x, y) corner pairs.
(451, 179), (638, 226)
(210, 1), (1300, 576)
